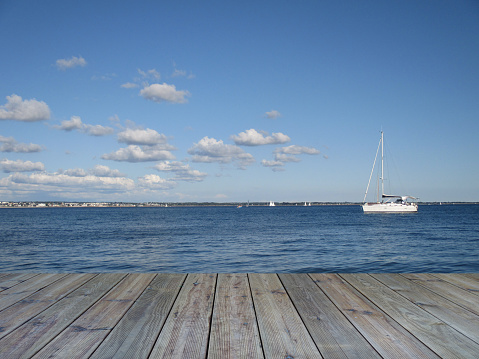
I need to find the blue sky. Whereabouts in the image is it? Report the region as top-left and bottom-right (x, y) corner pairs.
(0, 0), (478, 202)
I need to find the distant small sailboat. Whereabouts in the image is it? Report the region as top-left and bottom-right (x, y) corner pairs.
(269, 201), (275, 206)
(362, 131), (418, 213)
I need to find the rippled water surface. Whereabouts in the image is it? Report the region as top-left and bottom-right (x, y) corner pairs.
(1, 204), (478, 272)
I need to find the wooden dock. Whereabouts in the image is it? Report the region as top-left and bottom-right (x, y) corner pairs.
(0, 273), (478, 358)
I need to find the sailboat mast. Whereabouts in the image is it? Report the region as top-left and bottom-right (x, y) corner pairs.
(381, 131), (384, 200)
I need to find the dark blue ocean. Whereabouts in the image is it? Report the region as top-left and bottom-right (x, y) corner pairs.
(0, 204), (478, 273)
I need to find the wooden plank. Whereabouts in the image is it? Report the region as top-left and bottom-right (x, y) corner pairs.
(342, 273), (479, 359)
(432, 273), (479, 295)
(371, 273), (479, 343)
(0, 273), (478, 358)
(249, 273), (322, 359)
(32, 273), (156, 359)
(310, 273), (439, 359)
(402, 273), (479, 315)
(279, 273), (380, 359)
(91, 273), (186, 359)
(464, 273), (479, 281)
(0, 273), (68, 311)
(0, 273), (39, 292)
(0, 273), (126, 359)
(208, 273), (263, 359)
(149, 273), (217, 359)
(0, 273), (96, 340)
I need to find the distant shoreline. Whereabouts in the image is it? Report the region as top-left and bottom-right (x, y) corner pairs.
(1, 201), (477, 209)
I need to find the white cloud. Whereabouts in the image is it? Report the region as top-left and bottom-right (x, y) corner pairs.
(122, 69), (162, 90)
(140, 83), (190, 104)
(171, 68), (195, 79)
(188, 136), (255, 168)
(7, 171), (135, 190)
(260, 160), (285, 172)
(154, 161), (207, 182)
(231, 129), (290, 146)
(83, 124), (115, 136)
(121, 82), (139, 89)
(60, 165), (126, 178)
(261, 159), (284, 167)
(118, 128), (171, 147)
(54, 116), (114, 136)
(275, 145), (320, 156)
(55, 116), (83, 131)
(102, 145), (175, 163)
(62, 168), (88, 177)
(137, 174), (176, 190)
(90, 165), (125, 177)
(0, 135), (44, 153)
(103, 125), (176, 163)
(0, 166), (187, 200)
(262, 145), (320, 171)
(265, 110), (282, 119)
(274, 153), (301, 163)
(0, 159), (45, 173)
(56, 56), (87, 70)
(138, 68), (161, 80)
(0, 94), (51, 122)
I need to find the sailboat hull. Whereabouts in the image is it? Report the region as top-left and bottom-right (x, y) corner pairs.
(362, 131), (418, 213)
(362, 202), (418, 213)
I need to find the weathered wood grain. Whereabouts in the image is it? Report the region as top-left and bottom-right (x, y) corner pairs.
(372, 273), (479, 343)
(0, 273), (67, 311)
(402, 273), (479, 315)
(0, 273), (95, 340)
(250, 273), (322, 359)
(208, 273), (263, 359)
(279, 273), (380, 359)
(32, 273), (156, 359)
(342, 273), (479, 359)
(149, 273), (217, 359)
(91, 273), (186, 359)
(431, 273), (479, 295)
(0, 273), (126, 359)
(0, 273), (477, 359)
(464, 273), (479, 281)
(0, 273), (39, 292)
(311, 273), (439, 359)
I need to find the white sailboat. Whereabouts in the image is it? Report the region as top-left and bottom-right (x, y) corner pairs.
(362, 131), (418, 213)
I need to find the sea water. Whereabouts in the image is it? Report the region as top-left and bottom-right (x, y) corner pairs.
(0, 204), (478, 273)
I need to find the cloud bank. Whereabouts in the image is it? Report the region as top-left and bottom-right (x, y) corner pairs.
(188, 136), (255, 168)
(0, 164), (180, 200)
(154, 161), (207, 182)
(262, 145), (321, 171)
(102, 126), (176, 163)
(0, 159), (45, 173)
